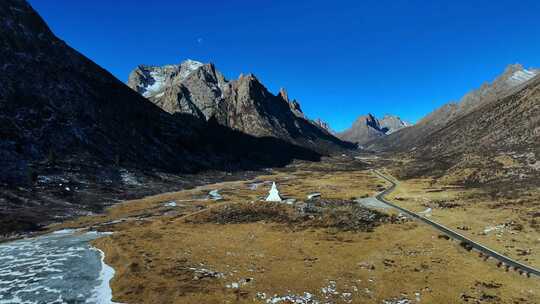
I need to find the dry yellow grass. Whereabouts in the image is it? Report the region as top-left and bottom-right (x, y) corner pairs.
(94, 219), (539, 303)
(51, 160), (540, 303)
(386, 174), (540, 268)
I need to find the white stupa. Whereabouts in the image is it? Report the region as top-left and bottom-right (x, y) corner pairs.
(265, 182), (282, 202)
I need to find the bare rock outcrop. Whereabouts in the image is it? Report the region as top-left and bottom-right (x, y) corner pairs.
(128, 62), (352, 154)
(337, 114), (410, 145)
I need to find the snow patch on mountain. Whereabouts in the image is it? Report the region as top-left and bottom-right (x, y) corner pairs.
(507, 69), (538, 86)
(143, 71), (166, 97)
(179, 59), (204, 79)
(136, 59), (204, 98)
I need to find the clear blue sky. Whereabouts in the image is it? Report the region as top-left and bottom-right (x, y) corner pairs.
(28, 0), (540, 131)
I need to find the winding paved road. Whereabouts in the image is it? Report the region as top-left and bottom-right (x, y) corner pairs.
(372, 170), (540, 278)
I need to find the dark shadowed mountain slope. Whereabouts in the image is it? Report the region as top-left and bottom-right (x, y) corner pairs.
(0, 0), (321, 237)
(0, 0), (209, 178)
(128, 62), (353, 154)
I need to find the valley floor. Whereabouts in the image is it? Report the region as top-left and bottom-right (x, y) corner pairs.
(50, 156), (540, 304)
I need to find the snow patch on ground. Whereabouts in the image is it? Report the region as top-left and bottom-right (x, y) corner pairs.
(382, 299), (412, 304)
(119, 169), (141, 186)
(483, 224), (506, 235)
(208, 189), (223, 200)
(260, 292), (318, 304)
(189, 267), (225, 280)
(163, 201), (177, 207)
(226, 277), (252, 289)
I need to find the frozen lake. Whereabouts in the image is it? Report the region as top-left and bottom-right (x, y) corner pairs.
(0, 230), (116, 304)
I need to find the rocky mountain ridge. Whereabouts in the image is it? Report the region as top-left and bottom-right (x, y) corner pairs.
(368, 64), (539, 152)
(406, 74), (540, 190)
(336, 114), (411, 145)
(379, 115), (412, 134)
(313, 118), (333, 133)
(128, 60), (353, 154)
(367, 64), (540, 190)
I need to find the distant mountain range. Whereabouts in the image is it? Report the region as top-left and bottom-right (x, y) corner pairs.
(336, 114), (411, 145)
(128, 60), (352, 154)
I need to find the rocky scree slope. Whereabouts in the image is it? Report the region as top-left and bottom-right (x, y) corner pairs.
(0, 0), (321, 237)
(128, 62), (353, 154)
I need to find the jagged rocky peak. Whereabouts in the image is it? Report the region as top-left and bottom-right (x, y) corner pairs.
(349, 113), (386, 132)
(225, 73), (265, 102)
(127, 59), (352, 153)
(289, 99), (303, 114)
(278, 87), (289, 102)
(336, 114), (383, 145)
(337, 113), (411, 145)
(277, 87), (303, 115)
(379, 115), (411, 134)
(314, 118), (332, 133)
(128, 59), (229, 119)
(358, 113), (380, 128)
(127, 59), (205, 98)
